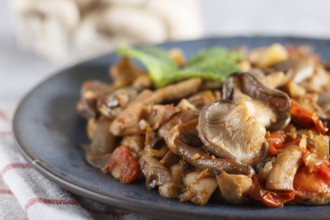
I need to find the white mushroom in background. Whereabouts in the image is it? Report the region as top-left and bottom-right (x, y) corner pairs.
(10, 0), (202, 62)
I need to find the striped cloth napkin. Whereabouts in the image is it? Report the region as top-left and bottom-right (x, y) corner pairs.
(0, 105), (148, 220)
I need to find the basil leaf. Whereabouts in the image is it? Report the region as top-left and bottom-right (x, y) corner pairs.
(116, 46), (241, 87)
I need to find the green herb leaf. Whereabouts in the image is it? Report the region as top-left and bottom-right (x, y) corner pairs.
(116, 45), (241, 88)
(116, 46), (178, 87)
(180, 47), (241, 82)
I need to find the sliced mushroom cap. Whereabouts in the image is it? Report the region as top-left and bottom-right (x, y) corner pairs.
(198, 97), (267, 165)
(139, 154), (171, 189)
(248, 43), (288, 68)
(222, 72), (291, 131)
(266, 145), (302, 191)
(166, 119), (255, 176)
(158, 182), (183, 199)
(301, 65), (330, 93)
(176, 140), (255, 176)
(120, 135), (145, 154)
(180, 170), (218, 206)
(306, 192), (330, 205)
(272, 56), (315, 84)
(187, 90), (221, 110)
(144, 78), (202, 104)
(158, 99), (199, 140)
(145, 104), (180, 130)
(301, 135), (329, 168)
(84, 117), (117, 168)
(97, 87), (138, 119)
(216, 172), (252, 204)
(158, 161), (188, 199)
(110, 57), (144, 88)
(160, 151), (181, 167)
(110, 102), (147, 136)
(77, 80), (114, 118)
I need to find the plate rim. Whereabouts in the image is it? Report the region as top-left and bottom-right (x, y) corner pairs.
(13, 36), (330, 220)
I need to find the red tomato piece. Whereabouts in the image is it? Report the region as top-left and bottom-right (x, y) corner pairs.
(290, 99), (328, 134)
(266, 131), (286, 154)
(294, 166), (328, 199)
(247, 176), (295, 207)
(106, 146), (140, 184)
(262, 191), (295, 208)
(314, 163), (330, 184)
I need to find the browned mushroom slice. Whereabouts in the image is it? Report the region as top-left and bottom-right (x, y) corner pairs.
(272, 56), (315, 84)
(109, 90), (153, 136)
(86, 118), (97, 140)
(175, 137), (255, 176)
(97, 87), (139, 119)
(261, 71), (287, 89)
(145, 105), (180, 130)
(77, 80), (114, 118)
(158, 161), (188, 198)
(132, 74), (153, 89)
(166, 120), (255, 176)
(158, 99), (199, 139)
(306, 191), (330, 205)
(159, 182), (183, 199)
(216, 172), (252, 204)
(248, 44), (288, 68)
(301, 65), (330, 93)
(304, 135), (329, 168)
(110, 57), (144, 87)
(170, 160), (189, 185)
(110, 102), (148, 136)
(139, 154), (171, 189)
(144, 78), (202, 104)
(145, 127), (163, 149)
(143, 128), (168, 158)
(257, 158), (275, 182)
(110, 103), (179, 137)
(110, 79), (200, 136)
(222, 72), (291, 131)
(188, 90), (221, 110)
(160, 151), (181, 167)
(266, 145), (302, 191)
(180, 170), (218, 206)
(84, 117), (117, 168)
(120, 135), (145, 154)
(198, 97), (267, 165)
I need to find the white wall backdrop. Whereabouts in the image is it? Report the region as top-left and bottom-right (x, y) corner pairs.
(202, 0), (330, 38)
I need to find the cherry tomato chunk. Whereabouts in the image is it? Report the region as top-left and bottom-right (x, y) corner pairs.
(106, 146), (140, 184)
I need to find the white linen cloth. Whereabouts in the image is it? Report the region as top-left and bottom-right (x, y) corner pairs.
(0, 104), (149, 220)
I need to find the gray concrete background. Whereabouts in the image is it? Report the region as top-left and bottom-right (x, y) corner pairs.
(1, 0), (330, 112)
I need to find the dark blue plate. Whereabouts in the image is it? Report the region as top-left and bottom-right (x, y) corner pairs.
(13, 37), (330, 220)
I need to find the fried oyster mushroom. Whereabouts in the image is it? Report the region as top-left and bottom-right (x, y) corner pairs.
(199, 72), (291, 165)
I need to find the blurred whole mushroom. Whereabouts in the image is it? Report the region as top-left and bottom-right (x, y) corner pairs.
(11, 0), (202, 62)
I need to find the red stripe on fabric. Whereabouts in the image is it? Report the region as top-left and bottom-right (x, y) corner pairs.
(24, 197), (79, 212)
(0, 110), (9, 122)
(0, 131), (12, 136)
(0, 189), (13, 195)
(0, 163), (32, 175)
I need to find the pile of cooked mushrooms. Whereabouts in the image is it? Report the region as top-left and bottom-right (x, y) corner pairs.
(77, 44), (330, 207)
